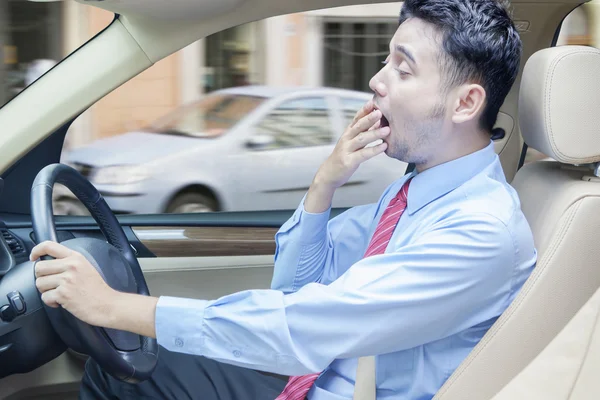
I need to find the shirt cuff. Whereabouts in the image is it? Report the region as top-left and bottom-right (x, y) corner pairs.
(276, 194), (331, 240)
(155, 296), (209, 354)
(297, 196), (331, 243)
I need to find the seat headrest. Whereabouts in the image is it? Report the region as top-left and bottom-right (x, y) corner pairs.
(519, 46), (600, 165)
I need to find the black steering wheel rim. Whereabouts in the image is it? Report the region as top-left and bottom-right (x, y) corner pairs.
(31, 163), (158, 382)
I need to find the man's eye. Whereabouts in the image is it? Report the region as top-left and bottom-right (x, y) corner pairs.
(396, 69), (410, 77)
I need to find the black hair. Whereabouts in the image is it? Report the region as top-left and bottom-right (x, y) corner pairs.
(399, 0), (522, 132)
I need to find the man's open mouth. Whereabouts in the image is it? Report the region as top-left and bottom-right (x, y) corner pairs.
(374, 103), (389, 129)
(380, 114), (390, 128)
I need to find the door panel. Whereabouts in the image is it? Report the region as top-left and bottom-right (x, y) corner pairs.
(132, 226), (279, 301)
(0, 252), (277, 400)
(132, 226), (278, 257)
(141, 255), (275, 300)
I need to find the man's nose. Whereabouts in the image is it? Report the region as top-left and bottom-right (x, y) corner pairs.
(369, 73), (387, 98)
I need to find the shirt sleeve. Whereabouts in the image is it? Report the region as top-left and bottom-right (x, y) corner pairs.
(270, 191), (390, 293)
(155, 212), (517, 376)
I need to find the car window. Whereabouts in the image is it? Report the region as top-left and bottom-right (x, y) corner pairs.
(1, 2), (113, 108)
(251, 97), (333, 150)
(59, 4), (421, 215)
(148, 94), (265, 138)
(341, 98), (368, 127)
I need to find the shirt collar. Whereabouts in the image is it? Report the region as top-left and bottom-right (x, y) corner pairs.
(404, 141), (497, 216)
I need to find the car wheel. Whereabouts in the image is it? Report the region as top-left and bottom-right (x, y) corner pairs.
(52, 198), (90, 216)
(166, 192), (218, 213)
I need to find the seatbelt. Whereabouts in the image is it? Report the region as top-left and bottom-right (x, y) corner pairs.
(353, 168), (414, 399)
(353, 356), (376, 400)
(517, 143), (528, 170)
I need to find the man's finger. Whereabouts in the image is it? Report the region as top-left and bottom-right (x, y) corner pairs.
(350, 100), (374, 127)
(368, 119), (381, 131)
(30, 241), (73, 262)
(351, 140), (388, 164)
(41, 290), (61, 308)
(35, 258), (71, 278)
(348, 127), (390, 152)
(347, 110), (382, 139)
(36, 274), (62, 293)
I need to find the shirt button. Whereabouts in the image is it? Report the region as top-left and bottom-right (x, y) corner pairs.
(233, 350), (242, 358)
(175, 337), (184, 348)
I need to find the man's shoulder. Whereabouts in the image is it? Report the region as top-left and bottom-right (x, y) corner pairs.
(452, 172), (522, 227)
(428, 175), (536, 260)
(413, 175), (526, 244)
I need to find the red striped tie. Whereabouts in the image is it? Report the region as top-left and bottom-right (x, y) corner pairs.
(363, 178), (411, 258)
(275, 179), (412, 400)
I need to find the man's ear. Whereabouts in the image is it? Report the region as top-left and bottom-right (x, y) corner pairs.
(451, 84), (486, 124)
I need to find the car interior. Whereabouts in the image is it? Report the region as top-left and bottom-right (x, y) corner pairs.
(0, 0), (598, 399)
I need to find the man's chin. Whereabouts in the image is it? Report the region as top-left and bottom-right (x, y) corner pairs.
(384, 146), (403, 161)
(385, 143), (411, 163)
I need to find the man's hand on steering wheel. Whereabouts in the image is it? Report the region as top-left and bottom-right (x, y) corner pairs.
(30, 163), (159, 381)
(32, 241), (117, 327)
(31, 241), (158, 339)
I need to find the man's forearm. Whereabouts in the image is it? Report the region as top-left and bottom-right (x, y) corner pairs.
(106, 292), (159, 338)
(304, 181), (336, 214)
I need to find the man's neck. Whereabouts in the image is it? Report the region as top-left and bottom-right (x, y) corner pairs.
(415, 132), (491, 173)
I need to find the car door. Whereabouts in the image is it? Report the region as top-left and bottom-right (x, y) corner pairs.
(229, 95), (339, 211)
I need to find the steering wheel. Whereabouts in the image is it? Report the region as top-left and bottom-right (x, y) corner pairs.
(30, 163), (158, 382)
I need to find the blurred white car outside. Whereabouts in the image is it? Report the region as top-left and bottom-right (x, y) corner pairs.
(56, 86), (406, 215)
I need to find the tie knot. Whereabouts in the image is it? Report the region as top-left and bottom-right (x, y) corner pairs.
(395, 178), (412, 205)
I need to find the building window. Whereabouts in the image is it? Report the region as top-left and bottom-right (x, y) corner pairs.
(204, 22), (264, 93)
(323, 21), (397, 92)
(0, 0), (63, 106)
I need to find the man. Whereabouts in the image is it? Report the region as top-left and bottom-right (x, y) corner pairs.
(31, 0), (537, 399)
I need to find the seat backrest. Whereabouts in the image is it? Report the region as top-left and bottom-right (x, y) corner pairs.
(433, 45), (600, 400)
(491, 284), (600, 400)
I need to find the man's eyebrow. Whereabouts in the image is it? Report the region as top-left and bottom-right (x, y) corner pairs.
(395, 45), (417, 65)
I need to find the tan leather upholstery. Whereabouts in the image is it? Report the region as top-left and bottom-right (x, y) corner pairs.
(491, 285), (600, 400)
(353, 356), (376, 400)
(432, 46), (600, 400)
(519, 46), (600, 165)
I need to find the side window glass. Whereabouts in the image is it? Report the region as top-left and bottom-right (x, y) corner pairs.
(251, 97), (333, 150)
(149, 94), (265, 138)
(1, 2), (112, 108)
(324, 21), (397, 92)
(341, 98), (367, 127)
(556, 5), (591, 46)
(60, 4), (409, 215)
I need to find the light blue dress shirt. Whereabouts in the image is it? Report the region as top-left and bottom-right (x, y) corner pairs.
(155, 141), (537, 400)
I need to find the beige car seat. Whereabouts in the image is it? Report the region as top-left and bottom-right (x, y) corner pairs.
(491, 284), (600, 399)
(434, 45), (600, 400)
(353, 45), (600, 400)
